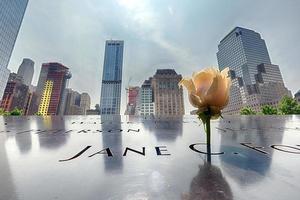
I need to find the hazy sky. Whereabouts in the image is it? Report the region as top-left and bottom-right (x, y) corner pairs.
(9, 0), (300, 113)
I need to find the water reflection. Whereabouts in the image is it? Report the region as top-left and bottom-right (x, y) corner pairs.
(14, 121), (32, 154)
(182, 154), (232, 200)
(101, 115), (123, 172)
(142, 116), (183, 141)
(37, 116), (69, 149)
(0, 119), (17, 199)
(2, 116), (32, 154)
(219, 116), (286, 185)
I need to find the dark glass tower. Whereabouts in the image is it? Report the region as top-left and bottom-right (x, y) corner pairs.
(0, 0), (29, 98)
(100, 40), (124, 115)
(217, 27), (271, 86)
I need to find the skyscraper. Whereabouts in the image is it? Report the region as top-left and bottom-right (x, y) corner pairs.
(0, 0), (29, 99)
(125, 86), (139, 115)
(137, 79), (155, 116)
(217, 27), (291, 114)
(36, 63), (71, 116)
(100, 40), (124, 115)
(152, 69), (185, 116)
(17, 58), (34, 86)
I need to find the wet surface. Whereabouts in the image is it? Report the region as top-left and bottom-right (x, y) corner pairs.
(1, 115), (300, 200)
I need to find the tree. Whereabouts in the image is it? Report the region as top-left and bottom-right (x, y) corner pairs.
(240, 107), (256, 115)
(0, 108), (9, 116)
(278, 96), (300, 115)
(9, 108), (23, 116)
(95, 104), (100, 111)
(261, 105), (278, 115)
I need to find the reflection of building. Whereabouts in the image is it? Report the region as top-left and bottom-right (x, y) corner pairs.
(217, 27), (291, 114)
(219, 116), (285, 185)
(100, 40), (124, 115)
(64, 89), (91, 115)
(152, 69), (185, 116)
(0, 0), (29, 99)
(101, 115), (123, 172)
(37, 116), (69, 149)
(0, 133), (17, 199)
(17, 58), (34, 86)
(142, 116), (183, 141)
(36, 63), (71, 115)
(295, 90), (300, 103)
(0, 73), (29, 112)
(125, 86), (139, 115)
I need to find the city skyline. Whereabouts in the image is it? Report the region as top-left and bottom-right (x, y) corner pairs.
(7, 0), (300, 113)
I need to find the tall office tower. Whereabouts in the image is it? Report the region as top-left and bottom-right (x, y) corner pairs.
(217, 27), (291, 114)
(125, 86), (139, 115)
(100, 40), (124, 115)
(137, 79), (155, 116)
(0, 0), (29, 99)
(80, 93), (91, 115)
(152, 69), (185, 116)
(0, 73), (29, 112)
(64, 89), (82, 115)
(36, 63), (71, 116)
(64, 89), (91, 115)
(17, 58), (34, 86)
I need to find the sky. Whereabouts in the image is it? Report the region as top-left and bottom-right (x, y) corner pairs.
(9, 0), (300, 113)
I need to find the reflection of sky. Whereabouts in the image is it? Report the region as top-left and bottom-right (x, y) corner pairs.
(2, 115), (300, 199)
(218, 116), (286, 186)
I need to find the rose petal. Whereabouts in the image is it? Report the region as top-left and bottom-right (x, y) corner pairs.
(189, 92), (205, 108)
(178, 78), (195, 93)
(192, 70), (215, 98)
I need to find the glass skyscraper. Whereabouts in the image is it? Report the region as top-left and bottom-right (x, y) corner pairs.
(217, 27), (291, 114)
(0, 0), (29, 99)
(17, 58), (34, 86)
(100, 40), (124, 115)
(217, 27), (271, 86)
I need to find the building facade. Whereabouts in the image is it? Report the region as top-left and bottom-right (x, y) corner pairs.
(36, 63), (71, 115)
(0, 0), (29, 99)
(152, 69), (185, 116)
(125, 86), (139, 115)
(0, 73), (29, 112)
(80, 93), (91, 115)
(64, 89), (91, 115)
(137, 79), (155, 116)
(100, 40), (124, 115)
(17, 58), (34, 86)
(217, 27), (291, 114)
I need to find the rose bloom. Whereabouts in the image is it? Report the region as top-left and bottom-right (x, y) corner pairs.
(179, 67), (231, 118)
